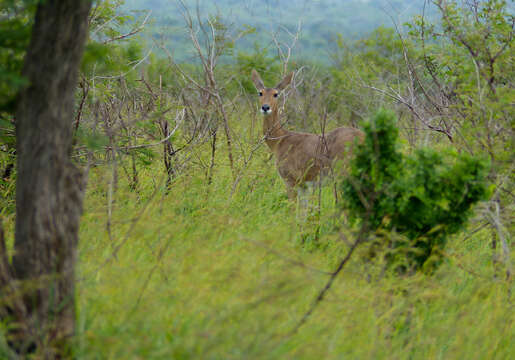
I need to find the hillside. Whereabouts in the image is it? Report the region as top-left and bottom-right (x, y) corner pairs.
(123, 0), (432, 61)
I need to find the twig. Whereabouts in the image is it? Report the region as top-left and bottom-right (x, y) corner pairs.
(118, 109), (184, 150)
(102, 10), (152, 44)
(89, 48), (153, 81)
(75, 77), (89, 131)
(72, 110), (184, 158)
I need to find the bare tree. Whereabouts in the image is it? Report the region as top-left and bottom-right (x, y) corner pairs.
(162, 2), (243, 181)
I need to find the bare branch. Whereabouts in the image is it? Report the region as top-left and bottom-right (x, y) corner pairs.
(102, 10), (152, 44)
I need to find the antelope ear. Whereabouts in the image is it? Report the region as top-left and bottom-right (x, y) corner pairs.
(251, 69), (265, 90)
(275, 71), (294, 91)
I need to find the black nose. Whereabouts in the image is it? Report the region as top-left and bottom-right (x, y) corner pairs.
(262, 104), (270, 112)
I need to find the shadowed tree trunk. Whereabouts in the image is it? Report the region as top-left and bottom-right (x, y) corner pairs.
(0, 0), (91, 357)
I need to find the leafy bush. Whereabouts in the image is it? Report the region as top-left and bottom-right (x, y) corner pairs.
(342, 110), (490, 272)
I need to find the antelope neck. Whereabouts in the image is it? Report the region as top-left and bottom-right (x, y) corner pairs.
(263, 106), (288, 151)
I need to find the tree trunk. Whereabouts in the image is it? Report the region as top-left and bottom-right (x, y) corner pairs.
(3, 0), (91, 356)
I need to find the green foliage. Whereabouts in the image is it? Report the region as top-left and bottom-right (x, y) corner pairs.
(0, 1), (36, 215)
(144, 54), (190, 94)
(234, 45), (281, 93)
(81, 39), (144, 79)
(75, 127), (109, 151)
(353, 26), (407, 80)
(407, 0), (514, 165)
(81, 0), (145, 80)
(0, 0), (35, 112)
(0, 148), (15, 214)
(328, 26), (412, 120)
(342, 110), (490, 271)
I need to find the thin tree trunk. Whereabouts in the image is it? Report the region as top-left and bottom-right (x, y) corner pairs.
(207, 127), (218, 187)
(5, 0), (91, 356)
(216, 96), (235, 178)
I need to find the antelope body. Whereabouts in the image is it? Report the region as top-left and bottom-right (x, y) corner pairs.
(251, 69), (364, 200)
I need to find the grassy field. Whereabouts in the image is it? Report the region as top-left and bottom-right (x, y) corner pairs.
(48, 128), (514, 359)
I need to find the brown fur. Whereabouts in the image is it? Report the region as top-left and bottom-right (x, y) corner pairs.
(251, 69), (364, 200)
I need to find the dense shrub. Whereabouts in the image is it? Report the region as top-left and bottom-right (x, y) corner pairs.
(342, 110), (490, 272)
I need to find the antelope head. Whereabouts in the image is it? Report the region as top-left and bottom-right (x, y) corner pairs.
(251, 69), (294, 115)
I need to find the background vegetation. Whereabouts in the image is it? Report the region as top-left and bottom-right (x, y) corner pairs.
(0, 0), (513, 358)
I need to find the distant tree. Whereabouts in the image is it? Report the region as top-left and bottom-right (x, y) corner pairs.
(0, 0), (91, 357)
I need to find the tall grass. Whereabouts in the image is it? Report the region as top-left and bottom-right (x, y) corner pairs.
(64, 125), (514, 359)
(1, 115), (512, 359)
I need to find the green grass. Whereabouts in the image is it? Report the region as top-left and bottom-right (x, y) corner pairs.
(67, 135), (514, 359)
(2, 130), (513, 359)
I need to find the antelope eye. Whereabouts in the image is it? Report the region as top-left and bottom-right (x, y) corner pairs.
(259, 92), (263, 96)
(273, 93), (278, 98)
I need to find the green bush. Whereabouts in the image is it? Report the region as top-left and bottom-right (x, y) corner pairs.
(342, 110), (490, 272)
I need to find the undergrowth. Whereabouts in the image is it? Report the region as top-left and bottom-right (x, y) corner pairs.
(0, 116), (512, 360)
(55, 134), (514, 359)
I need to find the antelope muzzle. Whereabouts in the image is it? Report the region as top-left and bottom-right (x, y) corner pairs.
(261, 104), (271, 115)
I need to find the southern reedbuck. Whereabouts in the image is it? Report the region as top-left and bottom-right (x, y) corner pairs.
(251, 69), (364, 200)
